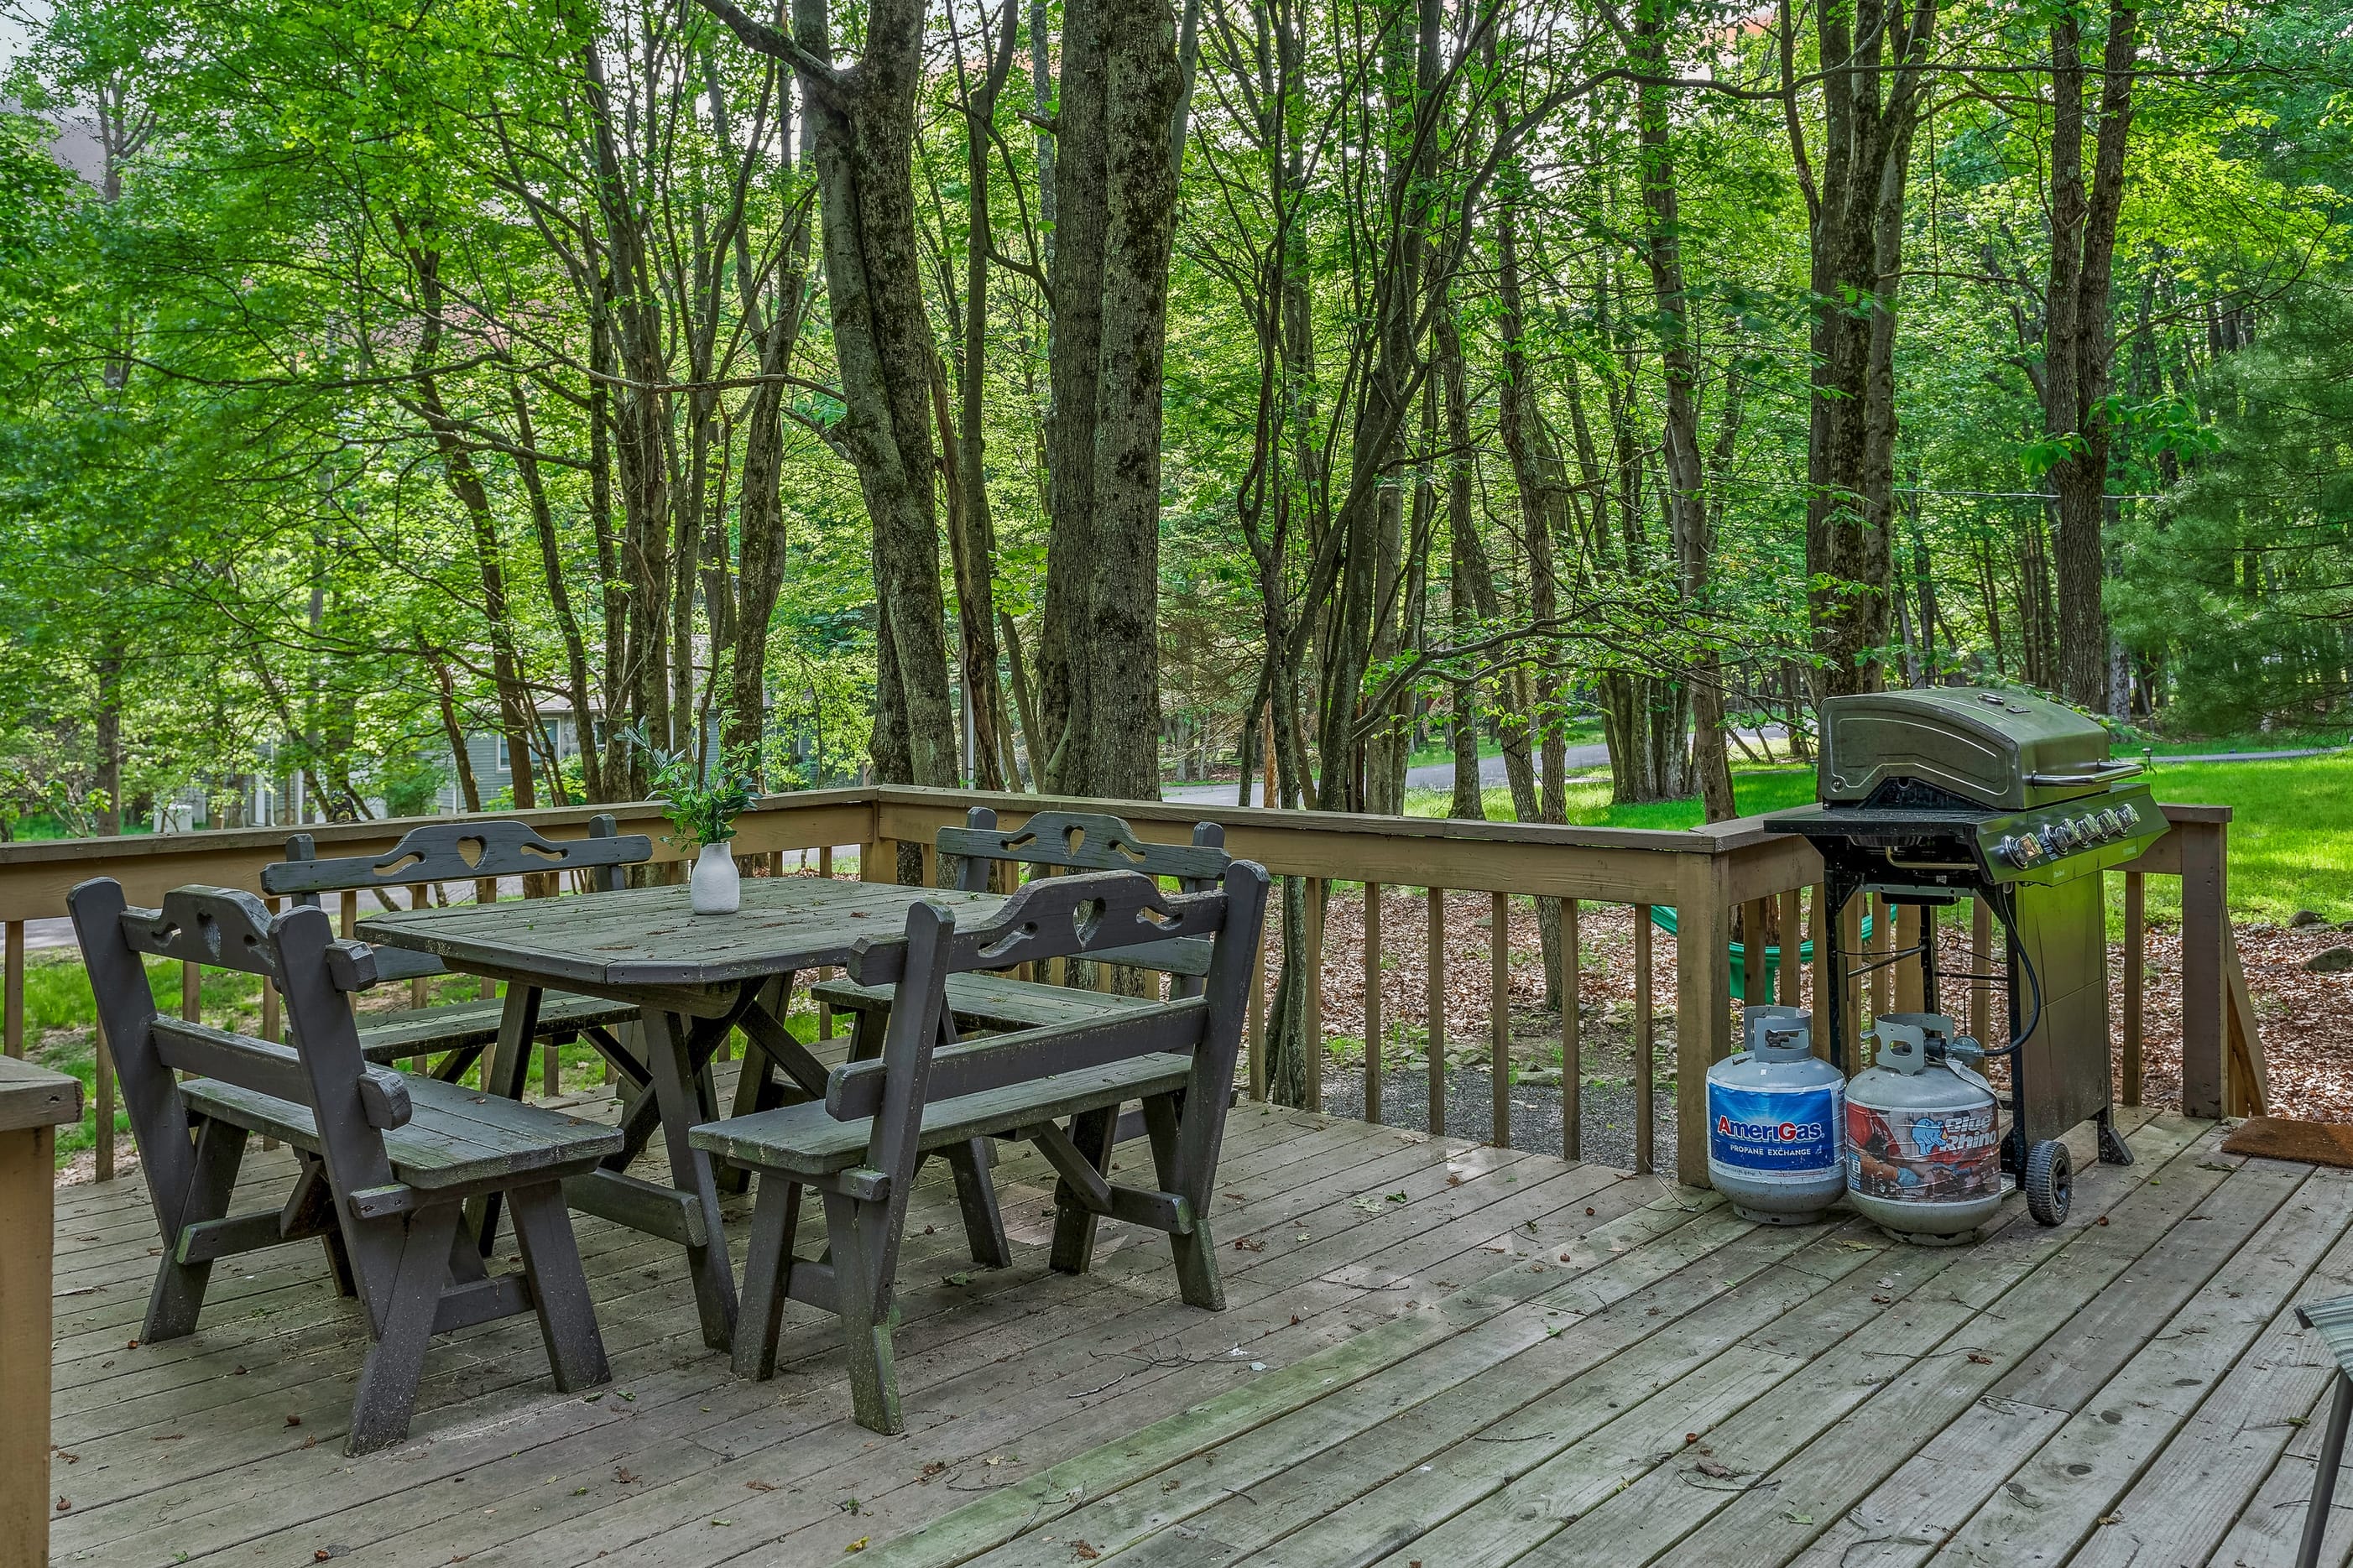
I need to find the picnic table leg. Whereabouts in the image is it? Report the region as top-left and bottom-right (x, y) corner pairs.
(717, 975), (795, 1195)
(944, 1139), (1011, 1268)
(641, 1008), (738, 1351)
(2299, 1370), (2353, 1568)
(467, 983), (545, 1255)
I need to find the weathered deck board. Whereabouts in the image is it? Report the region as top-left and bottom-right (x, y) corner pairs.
(46, 1094), (2353, 1568)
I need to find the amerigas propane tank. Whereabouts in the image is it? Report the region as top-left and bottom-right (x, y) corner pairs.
(1845, 1014), (2004, 1246)
(1706, 1005), (1845, 1225)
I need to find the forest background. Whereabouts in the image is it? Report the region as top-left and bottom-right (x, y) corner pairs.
(0, 0), (2347, 1097)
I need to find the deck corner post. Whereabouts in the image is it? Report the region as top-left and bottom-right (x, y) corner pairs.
(1674, 852), (1733, 1189)
(2177, 817), (2229, 1121)
(0, 1058), (81, 1568)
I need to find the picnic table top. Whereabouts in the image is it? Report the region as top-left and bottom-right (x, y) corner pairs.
(361, 876), (1004, 990)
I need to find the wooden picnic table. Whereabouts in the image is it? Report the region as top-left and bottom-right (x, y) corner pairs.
(363, 875), (1005, 1352)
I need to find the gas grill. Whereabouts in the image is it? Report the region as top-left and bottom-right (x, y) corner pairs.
(1764, 687), (2168, 1224)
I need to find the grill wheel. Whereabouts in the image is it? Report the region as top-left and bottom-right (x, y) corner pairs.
(2025, 1138), (2074, 1226)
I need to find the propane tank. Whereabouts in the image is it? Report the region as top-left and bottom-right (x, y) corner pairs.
(1706, 1005), (1846, 1226)
(1844, 1015), (2004, 1246)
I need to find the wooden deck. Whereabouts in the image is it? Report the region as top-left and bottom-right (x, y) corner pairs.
(44, 1092), (2353, 1568)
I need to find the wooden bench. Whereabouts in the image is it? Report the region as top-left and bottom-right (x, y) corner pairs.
(691, 862), (1268, 1435)
(262, 817), (650, 1082)
(806, 807), (1229, 1065)
(69, 878), (620, 1455)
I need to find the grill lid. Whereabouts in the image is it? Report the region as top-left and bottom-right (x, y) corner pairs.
(1818, 687), (2129, 810)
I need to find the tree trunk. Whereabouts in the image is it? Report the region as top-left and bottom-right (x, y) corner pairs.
(1082, 0), (1184, 801)
(706, 0), (959, 789)
(1034, 0), (1109, 792)
(2044, 0), (2138, 711)
(582, 41), (675, 759)
(1630, 1), (1735, 821)
(1438, 302), (1487, 824)
(1791, 0), (1938, 701)
(91, 645), (123, 835)
(510, 377), (603, 801)
(948, 1), (1020, 789)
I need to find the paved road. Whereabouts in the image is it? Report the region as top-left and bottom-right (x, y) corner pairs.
(1166, 744), (1615, 805)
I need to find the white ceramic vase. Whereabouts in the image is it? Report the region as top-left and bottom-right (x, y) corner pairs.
(690, 841), (742, 914)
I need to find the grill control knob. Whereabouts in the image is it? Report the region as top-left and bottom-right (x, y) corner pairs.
(2099, 810), (2124, 836)
(2116, 802), (2141, 829)
(1996, 836), (2032, 868)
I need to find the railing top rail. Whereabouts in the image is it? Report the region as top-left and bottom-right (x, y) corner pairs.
(876, 786), (1781, 854)
(0, 784), (2229, 926)
(0, 786), (879, 871)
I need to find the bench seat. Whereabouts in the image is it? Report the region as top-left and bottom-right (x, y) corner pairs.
(183, 1073), (623, 1191)
(808, 972), (1164, 1035)
(355, 992), (638, 1065)
(691, 1052), (1193, 1178)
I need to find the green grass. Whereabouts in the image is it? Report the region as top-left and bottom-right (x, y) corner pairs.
(2131, 752), (2353, 925)
(1402, 715), (1610, 770)
(1400, 765), (1819, 829)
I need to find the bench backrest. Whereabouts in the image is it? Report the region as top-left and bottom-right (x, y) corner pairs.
(67, 878), (414, 1253)
(260, 815), (653, 983)
(831, 863), (1268, 1180)
(939, 808), (1229, 982)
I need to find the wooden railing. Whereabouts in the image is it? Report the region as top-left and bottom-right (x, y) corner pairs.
(0, 786), (2257, 1188)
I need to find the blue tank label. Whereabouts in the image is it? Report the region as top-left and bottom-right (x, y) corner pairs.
(1709, 1083), (1843, 1172)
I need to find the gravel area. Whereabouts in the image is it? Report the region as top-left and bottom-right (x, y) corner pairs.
(1317, 1063), (1677, 1169)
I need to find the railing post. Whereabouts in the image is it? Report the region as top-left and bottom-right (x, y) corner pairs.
(1969, 897), (1992, 1046)
(1740, 899), (1768, 1008)
(1490, 891), (1510, 1149)
(1892, 903), (1925, 1013)
(1634, 904), (1654, 1177)
(94, 1018), (114, 1181)
(3, 920), (20, 1059)
(1563, 899), (1581, 1162)
(1869, 892), (1892, 1020)
(2122, 871), (2145, 1107)
(1673, 852), (1734, 1187)
(407, 883), (430, 1009)
(1246, 927), (1267, 1102)
(817, 847), (836, 1042)
(1426, 887), (1446, 1139)
(1363, 883), (1383, 1127)
(1808, 884), (1829, 1058)
(2178, 820), (2228, 1119)
(0, 1058), (81, 1568)
(1776, 888), (1802, 1008)
(1303, 879), (1325, 1112)
(1842, 894), (1865, 1050)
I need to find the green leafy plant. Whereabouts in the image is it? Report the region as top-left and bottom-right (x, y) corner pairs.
(629, 729), (759, 852)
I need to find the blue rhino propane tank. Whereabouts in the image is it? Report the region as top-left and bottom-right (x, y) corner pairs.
(1845, 1014), (2004, 1246)
(1706, 1005), (1845, 1225)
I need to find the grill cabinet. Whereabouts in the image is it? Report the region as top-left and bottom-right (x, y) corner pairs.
(1765, 688), (2167, 1223)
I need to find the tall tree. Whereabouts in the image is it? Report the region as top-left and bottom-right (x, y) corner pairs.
(1785, 0), (1938, 699)
(703, 0), (962, 793)
(2043, 0), (2140, 711)
(1623, 0), (1735, 820)
(1033, 0), (1186, 800)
